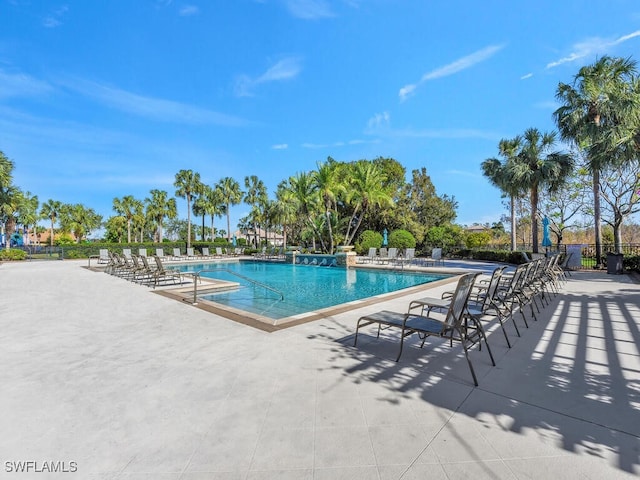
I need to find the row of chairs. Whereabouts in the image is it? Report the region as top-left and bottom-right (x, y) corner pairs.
(359, 247), (444, 267)
(104, 252), (184, 288)
(99, 246), (244, 264)
(353, 254), (567, 386)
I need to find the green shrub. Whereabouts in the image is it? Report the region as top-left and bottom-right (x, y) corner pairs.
(0, 249), (27, 261)
(623, 255), (640, 272)
(388, 229), (416, 249)
(464, 232), (492, 248)
(355, 230), (383, 255)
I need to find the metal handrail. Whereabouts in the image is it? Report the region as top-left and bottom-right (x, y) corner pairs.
(190, 268), (284, 305)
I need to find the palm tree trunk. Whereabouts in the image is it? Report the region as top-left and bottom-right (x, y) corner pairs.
(186, 195), (192, 249)
(593, 170), (602, 266)
(50, 218), (55, 247)
(510, 194), (516, 251)
(531, 186), (539, 253)
(226, 208), (231, 243)
(201, 214), (205, 241)
(210, 215), (215, 241)
(325, 210), (334, 254)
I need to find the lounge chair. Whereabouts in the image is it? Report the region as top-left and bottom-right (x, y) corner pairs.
(172, 248), (187, 261)
(377, 247), (398, 265)
(442, 266), (514, 348)
(138, 248), (148, 258)
(399, 248), (415, 267)
(365, 247), (377, 264)
(201, 247), (212, 259)
(155, 248), (169, 262)
(98, 249), (110, 264)
(186, 247), (199, 259)
(354, 272), (494, 386)
(122, 248), (132, 260)
(151, 255), (184, 288)
(427, 248), (443, 266)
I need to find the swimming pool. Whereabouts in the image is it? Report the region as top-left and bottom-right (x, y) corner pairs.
(175, 261), (449, 320)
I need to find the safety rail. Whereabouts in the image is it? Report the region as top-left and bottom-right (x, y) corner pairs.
(190, 268), (284, 305)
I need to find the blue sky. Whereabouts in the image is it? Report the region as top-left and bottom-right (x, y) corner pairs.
(2, 0), (640, 236)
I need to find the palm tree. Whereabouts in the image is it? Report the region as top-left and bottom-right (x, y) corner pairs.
(17, 191), (38, 245)
(288, 171), (326, 251)
(202, 184), (224, 241)
(481, 137), (523, 251)
(274, 181), (298, 248)
(61, 204), (102, 242)
(40, 199), (62, 247)
(174, 169), (202, 249)
(216, 176), (243, 242)
(313, 159), (344, 254)
(243, 175), (267, 247)
(113, 195), (143, 243)
(509, 128), (574, 253)
(145, 189), (177, 243)
(192, 195), (208, 241)
(555, 55), (639, 262)
(343, 161), (393, 246)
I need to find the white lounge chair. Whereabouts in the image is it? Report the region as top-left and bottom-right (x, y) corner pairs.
(98, 249), (110, 264)
(155, 248), (168, 262)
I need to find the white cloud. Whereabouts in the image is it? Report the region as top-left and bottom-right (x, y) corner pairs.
(284, 0), (334, 19)
(179, 5), (200, 16)
(0, 70), (53, 98)
(366, 111), (390, 131)
(399, 44), (505, 101)
(42, 5), (68, 28)
(272, 143), (288, 149)
(60, 77), (248, 126)
(520, 73), (533, 80)
(546, 30), (640, 69)
(235, 57), (302, 97)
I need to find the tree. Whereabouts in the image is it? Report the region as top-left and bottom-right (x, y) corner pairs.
(313, 160), (344, 253)
(287, 171), (326, 251)
(343, 161), (393, 246)
(145, 189), (177, 243)
(509, 128), (574, 253)
(40, 199), (62, 247)
(113, 195), (143, 243)
(104, 215), (127, 243)
(174, 169), (202, 248)
(555, 55), (640, 261)
(203, 184), (224, 241)
(482, 137), (523, 251)
(599, 160), (640, 252)
(16, 191), (38, 245)
(540, 163), (589, 248)
(274, 181), (298, 248)
(59, 203), (102, 242)
(216, 176), (243, 243)
(0, 151), (17, 246)
(407, 167), (457, 243)
(243, 175), (267, 247)
(192, 195), (208, 241)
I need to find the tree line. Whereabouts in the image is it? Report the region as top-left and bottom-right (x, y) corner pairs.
(482, 55), (640, 263)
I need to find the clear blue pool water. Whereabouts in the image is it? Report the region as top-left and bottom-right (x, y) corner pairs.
(174, 261), (449, 320)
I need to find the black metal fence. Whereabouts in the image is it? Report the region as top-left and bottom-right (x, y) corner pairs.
(579, 244), (640, 269)
(12, 245), (64, 260)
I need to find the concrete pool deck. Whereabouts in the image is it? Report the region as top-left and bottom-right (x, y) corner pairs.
(1, 259), (639, 479)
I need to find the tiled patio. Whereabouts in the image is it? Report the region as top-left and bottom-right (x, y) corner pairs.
(1, 259), (638, 479)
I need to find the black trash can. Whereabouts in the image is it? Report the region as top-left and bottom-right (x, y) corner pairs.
(606, 252), (624, 274)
